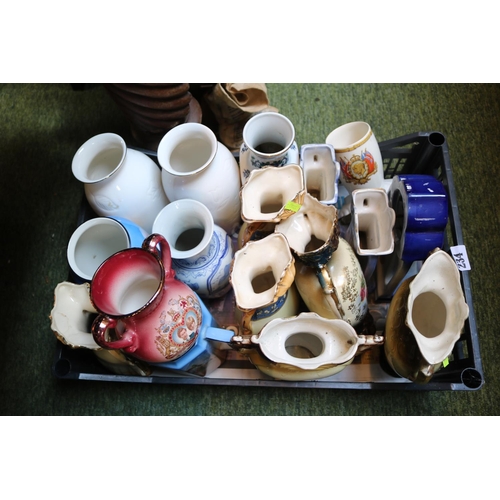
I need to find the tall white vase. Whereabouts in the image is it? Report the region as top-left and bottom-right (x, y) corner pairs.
(72, 133), (169, 233)
(157, 123), (241, 235)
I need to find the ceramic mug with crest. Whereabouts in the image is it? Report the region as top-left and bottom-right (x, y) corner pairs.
(326, 122), (385, 195)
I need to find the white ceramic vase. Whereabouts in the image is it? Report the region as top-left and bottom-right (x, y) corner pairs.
(157, 123), (241, 235)
(152, 199), (233, 299)
(72, 133), (169, 233)
(67, 216), (148, 283)
(239, 111), (299, 184)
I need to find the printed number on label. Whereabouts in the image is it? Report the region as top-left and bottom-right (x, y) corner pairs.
(450, 245), (471, 271)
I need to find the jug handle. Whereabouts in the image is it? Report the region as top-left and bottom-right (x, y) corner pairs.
(357, 334), (385, 346)
(316, 266), (346, 318)
(143, 233), (175, 279)
(92, 315), (138, 352)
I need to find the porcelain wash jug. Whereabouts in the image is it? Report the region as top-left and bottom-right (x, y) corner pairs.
(91, 234), (233, 365)
(230, 232), (299, 336)
(50, 281), (151, 376)
(275, 192), (339, 267)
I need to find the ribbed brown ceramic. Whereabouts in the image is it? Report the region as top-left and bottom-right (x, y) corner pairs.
(104, 83), (202, 150)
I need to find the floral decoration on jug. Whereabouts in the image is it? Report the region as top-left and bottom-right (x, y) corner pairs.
(155, 295), (202, 360)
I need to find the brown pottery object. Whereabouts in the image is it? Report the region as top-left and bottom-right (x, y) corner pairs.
(104, 83), (202, 150)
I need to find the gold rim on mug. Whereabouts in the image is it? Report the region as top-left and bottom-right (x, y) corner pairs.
(326, 122), (373, 154)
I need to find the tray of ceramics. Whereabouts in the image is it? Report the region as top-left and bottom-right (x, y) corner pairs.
(51, 130), (484, 390)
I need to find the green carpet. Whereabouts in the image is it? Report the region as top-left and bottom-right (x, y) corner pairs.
(1, 83), (499, 415)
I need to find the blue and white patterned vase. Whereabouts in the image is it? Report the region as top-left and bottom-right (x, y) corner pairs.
(239, 111), (300, 184)
(152, 199), (233, 299)
(171, 224), (233, 299)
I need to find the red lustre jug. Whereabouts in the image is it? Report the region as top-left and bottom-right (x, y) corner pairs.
(91, 233), (205, 363)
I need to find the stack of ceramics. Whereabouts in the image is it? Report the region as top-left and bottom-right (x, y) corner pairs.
(104, 83), (202, 150)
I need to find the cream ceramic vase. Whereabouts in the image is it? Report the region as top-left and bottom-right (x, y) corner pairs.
(72, 133), (169, 233)
(299, 143), (340, 205)
(230, 232), (298, 336)
(157, 123), (241, 235)
(347, 188), (395, 256)
(384, 249), (469, 384)
(239, 111), (299, 184)
(243, 312), (384, 381)
(294, 237), (368, 327)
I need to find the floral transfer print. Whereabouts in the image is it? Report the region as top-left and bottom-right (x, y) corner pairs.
(340, 246), (368, 325)
(154, 294), (202, 361)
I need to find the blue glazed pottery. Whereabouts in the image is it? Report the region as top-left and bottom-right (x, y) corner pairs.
(389, 174), (448, 262)
(110, 216), (149, 247)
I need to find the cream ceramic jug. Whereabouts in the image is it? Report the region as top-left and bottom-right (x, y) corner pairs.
(294, 237), (368, 327)
(235, 312), (383, 381)
(384, 249), (469, 383)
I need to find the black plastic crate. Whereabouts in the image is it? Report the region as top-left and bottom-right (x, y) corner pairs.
(52, 131), (484, 390)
